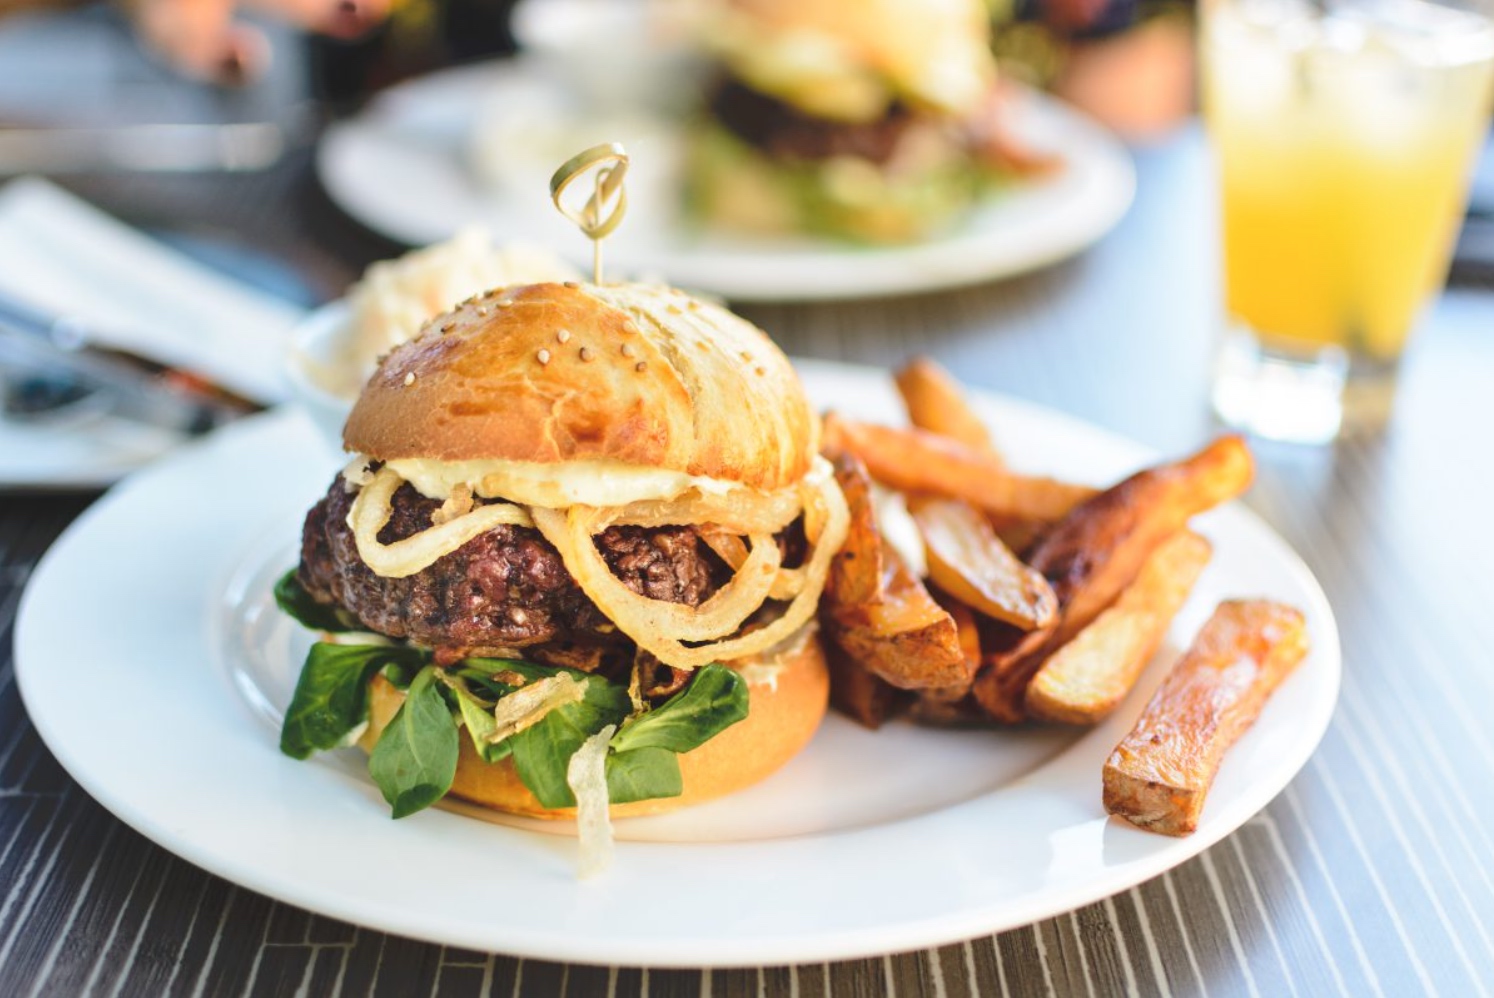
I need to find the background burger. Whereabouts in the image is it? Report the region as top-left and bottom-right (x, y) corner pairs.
(686, 0), (1039, 243)
(275, 280), (848, 847)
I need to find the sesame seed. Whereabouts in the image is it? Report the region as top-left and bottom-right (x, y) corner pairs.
(403, 372), (416, 386)
(755, 366), (766, 376)
(563, 281), (580, 289)
(556, 329), (571, 344)
(666, 304), (683, 315)
(740, 351), (752, 362)
(579, 346), (594, 362)
(440, 322), (455, 333)
(635, 361), (648, 372)
(620, 342), (636, 358)
(537, 349), (551, 365)
(622, 321), (637, 335)
(497, 300), (514, 309)
(475, 306), (489, 317)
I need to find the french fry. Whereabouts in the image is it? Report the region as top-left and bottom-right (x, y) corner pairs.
(821, 452), (970, 692)
(913, 497), (1058, 632)
(1025, 531), (1213, 725)
(824, 414), (1098, 522)
(907, 692), (990, 726)
(972, 435), (1255, 722)
(932, 588), (982, 678)
(832, 546), (971, 690)
(1103, 599), (1309, 836)
(825, 641), (906, 729)
(895, 357), (1000, 460)
(987, 515), (1052, 559)
(824, 451), (883, 607)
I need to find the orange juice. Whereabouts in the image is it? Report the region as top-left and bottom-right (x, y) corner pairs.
(1204, 0), (1494, 361)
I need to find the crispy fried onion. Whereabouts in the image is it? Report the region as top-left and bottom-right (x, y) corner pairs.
(701, 528), (805, 601)
(607, 485), (803, 535)
(485, 672), (587, 746)
(532, 460), (849, 669)
(534, 506), (784, 643)
(348, 466), (534, 578)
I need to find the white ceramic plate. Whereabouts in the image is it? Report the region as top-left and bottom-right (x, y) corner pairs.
(15, 362), (1339, 966)
(0, 411), (184, 490)
(316, 62), (1136, 302)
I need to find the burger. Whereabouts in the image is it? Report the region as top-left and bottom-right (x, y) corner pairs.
(275, 280), (849, 838)
(685, 0), (1016, 243)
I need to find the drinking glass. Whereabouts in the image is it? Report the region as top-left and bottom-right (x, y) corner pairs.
(1202, 0), (1494, 442)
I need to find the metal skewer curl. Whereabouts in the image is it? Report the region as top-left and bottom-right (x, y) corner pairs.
(549, 142), (630, 285)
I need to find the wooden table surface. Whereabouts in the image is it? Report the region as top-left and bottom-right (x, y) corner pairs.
(4, 127), (1494, 997)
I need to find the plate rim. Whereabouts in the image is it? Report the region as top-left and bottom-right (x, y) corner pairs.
(15, 367), (1340, 967)
(314, 60), (1137, 302)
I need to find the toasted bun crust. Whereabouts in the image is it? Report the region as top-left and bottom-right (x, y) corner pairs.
(358, 631), (829, 819)
(342, 282), (818, 492)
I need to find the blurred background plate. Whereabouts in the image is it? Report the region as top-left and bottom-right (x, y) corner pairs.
(316, 60), (1136, 302)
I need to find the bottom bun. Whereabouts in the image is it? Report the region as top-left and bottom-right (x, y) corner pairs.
(358, 628), (829, 819)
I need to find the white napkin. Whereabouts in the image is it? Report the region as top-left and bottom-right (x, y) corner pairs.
(0, 176), (305, 404)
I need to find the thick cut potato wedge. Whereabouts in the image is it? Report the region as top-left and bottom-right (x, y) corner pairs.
(1025, 531), (1213, 725)
(821, 452), (969, 692)
(832, 546), (971, 690)
(972, 436), (1255, 722)
(913, 497), (1058, 632)
(823, 414), (1097, 522)
(895, 357), (1001, 460)
(825, 451), (883, 608)
(826, 640), (905, 729)
(1103, 599), (1308, 836)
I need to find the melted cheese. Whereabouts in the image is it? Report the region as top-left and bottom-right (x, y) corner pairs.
(386, 456), (741, 508)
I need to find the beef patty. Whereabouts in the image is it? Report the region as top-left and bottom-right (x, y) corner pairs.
(708, 76), (921, 164)
(298, 477), (730, 662)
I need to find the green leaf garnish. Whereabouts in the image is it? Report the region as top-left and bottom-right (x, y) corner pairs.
(279, 642), (429, 759)
(605, 746), (683, 804)
(274, 570), (362, 633)
(368, 666), (460, 819)
(452, 682), (512, 765)
(610, 665), (749, 755)
(506, 670), (631, 810)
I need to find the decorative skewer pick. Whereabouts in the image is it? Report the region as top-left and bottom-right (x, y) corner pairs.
(549, 142), (630, 285)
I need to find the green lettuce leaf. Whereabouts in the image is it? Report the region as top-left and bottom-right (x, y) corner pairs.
(452, 682), (513, 765)
(279, 642), (429, 760)
(604, 746), (683, 805)
(609, 664), (749, 756)
(274, 570), (362, 633)
(367, 666), (460, 819)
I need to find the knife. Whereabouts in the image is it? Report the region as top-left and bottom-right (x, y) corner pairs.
(0, 293), (259, 435)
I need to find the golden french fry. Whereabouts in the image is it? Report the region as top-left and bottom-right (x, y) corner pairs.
(1103, 599), (1309, 836)
(825, 640), (906, 729)
(932, 587), (982, 677)
(913, 497), (1058, 632)
(824, 451), (884, 607)
(824, 414), (1098, 522)
(895, 357), (1000, 461)
(832, 546), (971, 690)
(972, 435), (1255, 722)
(820, 451), (969, 692)
(987, 515), (1052, 559)
(1025, 531), (1213, 725)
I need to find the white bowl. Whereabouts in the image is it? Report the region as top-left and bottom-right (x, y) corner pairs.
(284, 300), (355, 453)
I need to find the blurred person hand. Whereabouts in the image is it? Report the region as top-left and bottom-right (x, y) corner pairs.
(124, 0), (392, 84)
(0, 0), (393, 85)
